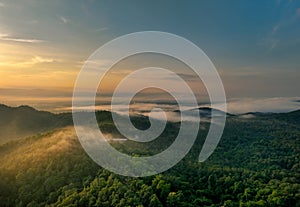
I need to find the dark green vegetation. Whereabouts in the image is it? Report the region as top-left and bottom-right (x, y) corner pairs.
(0, 106), (299, 207)
(0, 104), (72, 144)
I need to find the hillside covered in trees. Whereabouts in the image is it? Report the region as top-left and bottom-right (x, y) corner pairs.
(0, 107), (299, 207)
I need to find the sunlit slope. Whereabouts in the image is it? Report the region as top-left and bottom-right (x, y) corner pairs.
(0, 104), (72, 144)
(0, 110), (299, 206)
(0, 127), (99, 206)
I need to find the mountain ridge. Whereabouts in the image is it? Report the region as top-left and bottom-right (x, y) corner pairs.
(0, 103), (299, 145)
(0, 104), (299, 206)
(0, 104), (72, 144)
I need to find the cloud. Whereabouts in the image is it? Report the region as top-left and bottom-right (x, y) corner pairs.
(263, 5), (300, 52)
(269, 39), (279, 50)
(272, 23), (281, 34)
(208, 97), (300, 114)
(297, 8), (300, 16)
(0, 33), (44, 43)
(62, 97), (300, 120)
(59, 16), (69, 24)
(260, 38), (279, 51)
(0, 55), (54, 67)
(96, 27), (108, 32)
(0, 2), (4, 7)
(166, 72), (200, 82)
(30, 56), (54, 64)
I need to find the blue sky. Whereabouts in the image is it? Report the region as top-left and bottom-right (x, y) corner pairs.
(0, 0), (299, 108)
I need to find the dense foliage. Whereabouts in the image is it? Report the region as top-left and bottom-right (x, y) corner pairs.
(0, 104), (72, 144)
(0, 110), (299, 206)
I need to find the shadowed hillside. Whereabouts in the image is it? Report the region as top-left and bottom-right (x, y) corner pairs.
(0, 107), (299, 206)
(0, 104), (72, 144)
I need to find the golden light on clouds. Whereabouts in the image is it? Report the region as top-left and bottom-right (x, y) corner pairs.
(0, 40), (79, 89)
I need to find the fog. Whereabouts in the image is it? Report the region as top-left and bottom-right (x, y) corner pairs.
(66, 97), (300, 117)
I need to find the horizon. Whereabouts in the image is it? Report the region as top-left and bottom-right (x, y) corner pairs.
(0, 1), (300, 206)
(1, 0), (300, 109)
(1, 96), (300, 115)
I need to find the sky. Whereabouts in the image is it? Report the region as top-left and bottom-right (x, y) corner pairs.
(0, 0), (299, 111)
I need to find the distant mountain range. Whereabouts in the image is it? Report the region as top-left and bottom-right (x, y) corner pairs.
(0, 104), (299, 206)
(0, 103), (299, 145)
(173, 106), (233, 117)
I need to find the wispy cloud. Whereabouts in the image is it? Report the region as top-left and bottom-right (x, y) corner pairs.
(297, 8), (300, 17)
(260, 38), (279, 51)
(29, 56), (54, 64)
(272, 23), (281, 34)
(262, 2), (300, 52)
(96, 27), (108, 32)
(199, 97), (300, 114)
(0, 56), (55, 67)
(0, 33), (44, 43)
(164, 72), (199, 82)
(269, 39), (279, 50)
(59, 16), (69, 24)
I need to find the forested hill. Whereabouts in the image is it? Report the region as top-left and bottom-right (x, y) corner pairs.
(0, 104), (72, 144)
(0, 107), (299, 206)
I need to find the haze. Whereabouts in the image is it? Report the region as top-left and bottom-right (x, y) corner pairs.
(0, 0), (299, 112)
